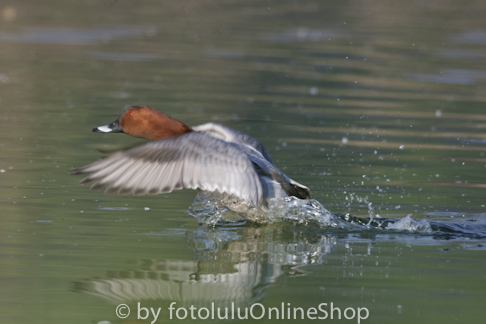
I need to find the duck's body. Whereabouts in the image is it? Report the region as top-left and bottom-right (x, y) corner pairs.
(72, 106), (310, 217)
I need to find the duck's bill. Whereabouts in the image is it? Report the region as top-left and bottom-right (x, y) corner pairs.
(92, 119), (123, 133)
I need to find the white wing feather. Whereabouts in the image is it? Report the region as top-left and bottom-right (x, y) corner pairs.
(72, 132), (265, 207)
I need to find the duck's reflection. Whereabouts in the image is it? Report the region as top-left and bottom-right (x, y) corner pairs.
(72, 225), (336, 309)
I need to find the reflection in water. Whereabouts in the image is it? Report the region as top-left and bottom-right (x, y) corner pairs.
(72, 225), (334, 310)
(72, 214), (486, 318)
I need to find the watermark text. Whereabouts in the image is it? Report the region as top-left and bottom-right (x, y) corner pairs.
(116, 302), (369, 323)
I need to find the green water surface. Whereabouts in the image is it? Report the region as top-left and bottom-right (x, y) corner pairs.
(1, 1), (486, 323)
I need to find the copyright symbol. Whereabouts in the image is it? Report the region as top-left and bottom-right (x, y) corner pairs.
(116, 304), (130, 319)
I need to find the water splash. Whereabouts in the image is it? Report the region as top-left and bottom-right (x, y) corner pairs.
(188, 191), (335, 227)
(344, 193), (380, 219)
(188, 191), (486, 239)
(385, 214), (432, 233)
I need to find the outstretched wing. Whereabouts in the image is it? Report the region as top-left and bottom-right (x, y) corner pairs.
(71, 132), (265, 207)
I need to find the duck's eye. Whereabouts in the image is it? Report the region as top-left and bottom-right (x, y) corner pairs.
(128, 112), (134, 117)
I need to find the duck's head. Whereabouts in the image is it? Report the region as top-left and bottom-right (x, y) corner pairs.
(93, 105), (193, 141)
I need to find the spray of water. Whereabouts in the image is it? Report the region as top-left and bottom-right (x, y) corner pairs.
(187, 191), (486, 239)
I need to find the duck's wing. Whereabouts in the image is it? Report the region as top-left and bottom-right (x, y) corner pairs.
(194, 123), (312, 200)
(192, 123), (274, 165)
(71, 132), (265, 207)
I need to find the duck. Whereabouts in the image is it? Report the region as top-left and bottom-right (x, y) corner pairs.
(71, 105), (311, 218)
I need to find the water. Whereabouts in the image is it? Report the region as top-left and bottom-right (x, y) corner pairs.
(189, 193), (486, 241)
(1, 1), (486, 323)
